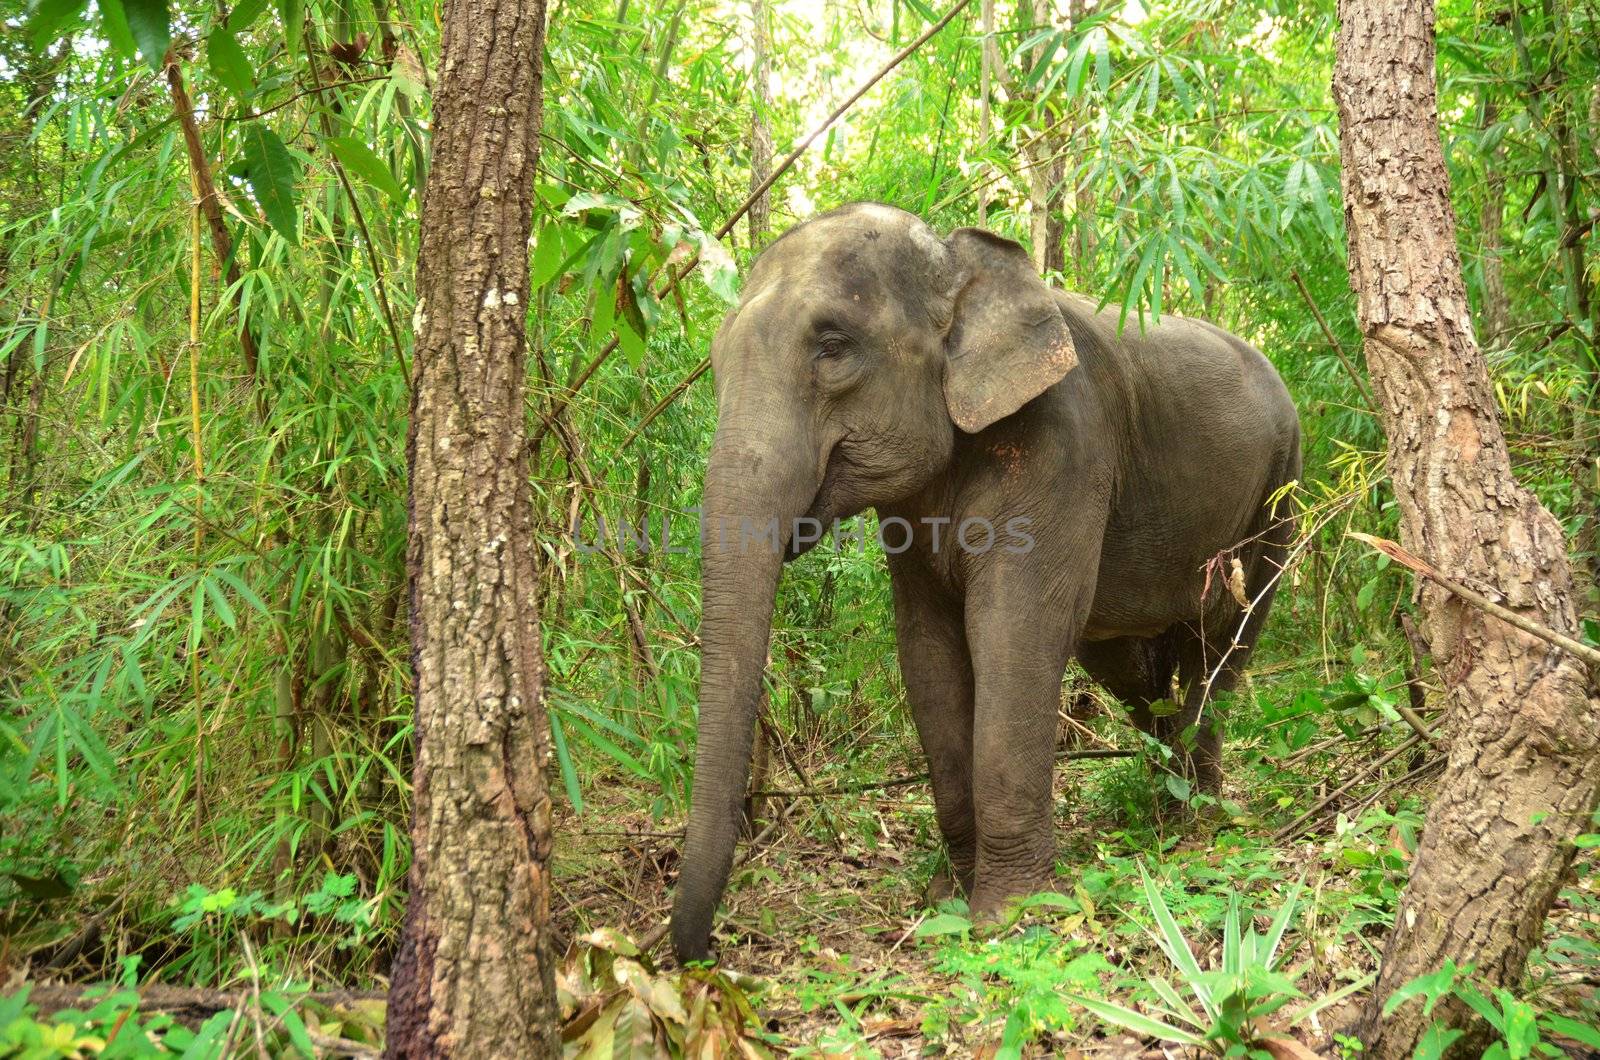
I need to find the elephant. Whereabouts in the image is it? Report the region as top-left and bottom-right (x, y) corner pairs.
(670, 202), (1301, 964)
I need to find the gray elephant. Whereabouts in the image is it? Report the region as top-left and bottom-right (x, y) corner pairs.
(671, 203), (1301, 963)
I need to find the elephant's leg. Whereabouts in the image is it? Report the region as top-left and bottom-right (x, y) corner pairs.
(1077, 634), (1180, 729)
(889, 565), (977, 898)
(964, 588), (1080, 916)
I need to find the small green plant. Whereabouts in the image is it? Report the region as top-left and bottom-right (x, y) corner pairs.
(1068, 864), (1371, 1057)
(1383, 960), (1600, 1059)
(913, 895), (1111, 1057)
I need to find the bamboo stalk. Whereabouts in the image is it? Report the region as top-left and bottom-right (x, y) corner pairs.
(187, 181), (207, 830)
(165, 53), (262, 408)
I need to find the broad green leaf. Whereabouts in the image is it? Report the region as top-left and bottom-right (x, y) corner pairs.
(1542, 1013), (1600, 1050)
(206, 27), (254, 98)
(226, 0), (270, 31)
(327, 135), (405, 203)
(278, 0), (303, 58)
(261, 993), (316, 1057)
(1382, 960), (1469, 1018)
(1412, 1025), (1464, 1060)
(617, 317), (647, 368)
(697, 234), (740, 305)
(591, 277), (617, 339)
(122, 0), (170, 69)
(1164, 772), (1191, 803)
(98, 0), (137, 60)
(237, 125), (300, 244)
(913, 913), (971, 938)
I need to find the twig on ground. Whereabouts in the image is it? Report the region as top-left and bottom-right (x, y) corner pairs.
(1273, 733), (1430, 840)
(754, 748), (1134, 799)
(23, 984), (386, 1025)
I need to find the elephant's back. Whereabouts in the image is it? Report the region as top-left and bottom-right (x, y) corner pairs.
(1051, 291), (1301, 635)
(1052, 290), (1298, 456)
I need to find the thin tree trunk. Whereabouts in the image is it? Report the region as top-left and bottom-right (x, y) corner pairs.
(383, 0), (558, 1048)
(747, 0), (773, 246)
(1024, 0), (1064, 275)
(977, 0), (994, 227)
(1476, 91), (1509, 350)
(1067, 0), (1094, 282)
(1333, 3), (1600, 1057)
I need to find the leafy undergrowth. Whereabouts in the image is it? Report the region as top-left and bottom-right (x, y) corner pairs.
(550, 658), (1600, 1057)
(6, 652), (1599, 1057)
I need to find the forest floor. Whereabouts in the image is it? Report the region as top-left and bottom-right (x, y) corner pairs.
(548, 657), (1600, 1057)
(6, 652), (1597, 1056)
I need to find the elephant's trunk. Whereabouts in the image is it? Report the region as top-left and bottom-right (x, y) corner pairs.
(672, 427), (813, 964)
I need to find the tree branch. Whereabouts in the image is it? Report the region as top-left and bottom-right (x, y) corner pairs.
(1348, 532), (1600, 669)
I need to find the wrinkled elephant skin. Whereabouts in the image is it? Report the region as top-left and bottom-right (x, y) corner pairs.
(671, 203), (1301, 964)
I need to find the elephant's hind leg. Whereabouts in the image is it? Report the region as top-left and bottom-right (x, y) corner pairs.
(1168, 510), (1295, 795)
(1079, 630), (1223, 798)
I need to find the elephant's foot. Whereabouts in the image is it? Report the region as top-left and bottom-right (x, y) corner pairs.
(968, 870), (1064, 920)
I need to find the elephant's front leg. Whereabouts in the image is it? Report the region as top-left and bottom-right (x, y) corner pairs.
(964, 583), (1081, 915)
(889, 565), (977, 897)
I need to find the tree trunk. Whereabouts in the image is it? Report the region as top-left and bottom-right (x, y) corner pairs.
(976, 0), (995, 227)
(1024, 0), (1064, 276)
(747, 0), (772, 246)
(383, 0), (558, 1049)
(1476, 92), (1508, 350)
(1333, 3), (1600, 1058)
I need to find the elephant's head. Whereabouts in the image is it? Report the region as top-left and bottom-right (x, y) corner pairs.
(670, 203), (1078, 963)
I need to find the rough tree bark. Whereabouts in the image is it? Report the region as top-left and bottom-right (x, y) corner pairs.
(383, 0), (558, 1050)
(1334, 2), (1600, 1057)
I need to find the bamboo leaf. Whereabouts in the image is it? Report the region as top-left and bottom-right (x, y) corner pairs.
(29, 0), (87, 50)
(122, 0), (170, 69)
(237, 125), (301, 244)
(327, 135), (406, 203)
(1064, 993), (1208, 1047)
(278, 0), (303, 58)
(207, 27), (255, 98)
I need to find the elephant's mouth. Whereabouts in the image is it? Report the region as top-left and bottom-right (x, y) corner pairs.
(784, 446), (850, 562)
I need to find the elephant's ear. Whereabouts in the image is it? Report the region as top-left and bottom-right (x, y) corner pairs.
(942, 227), (1078, 434)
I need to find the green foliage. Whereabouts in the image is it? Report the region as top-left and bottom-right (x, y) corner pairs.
(1384, 961), (1600, 1060)
(1067, 865), (1373, 1056)
(1, 0), (1597, 1050)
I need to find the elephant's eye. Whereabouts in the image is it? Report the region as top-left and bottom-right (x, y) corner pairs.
(815, 334), (852, 360)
